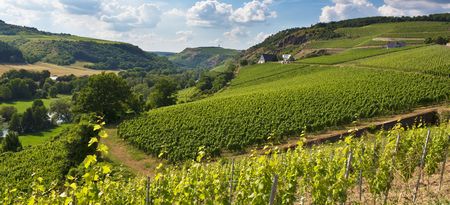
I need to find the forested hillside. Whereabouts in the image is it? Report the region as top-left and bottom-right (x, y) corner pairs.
(0, 20), (175, 72)
(169, 47), (240, 69)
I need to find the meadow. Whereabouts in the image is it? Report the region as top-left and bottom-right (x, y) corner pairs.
(19, 123), (73, 147)
(0, 95), (71, 113)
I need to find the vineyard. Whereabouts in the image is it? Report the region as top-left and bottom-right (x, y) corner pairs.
(2, 122), (449, 204)
(119, 65), (450, 161)
(0, 123), (96, 191)
(297, 46), (416, 65)
(353, 45), (450, 76)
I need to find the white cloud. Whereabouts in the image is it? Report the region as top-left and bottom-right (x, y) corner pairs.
(320, 0), (450, 22)
(164, 8), (186, 17)
(187, 0), (277, 27)
(176, 30), (194, 43)
(186, 0), (233, 27)
(378, 0), (450, 16)
(230, 0), (277, 24)
(319, 0), (378, 22)
(59, 0), (101, 15)
(100, 3), (162, 31)
(224, 27), (250, 40)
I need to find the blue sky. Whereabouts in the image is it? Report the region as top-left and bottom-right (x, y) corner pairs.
(0, 0), (448, 52)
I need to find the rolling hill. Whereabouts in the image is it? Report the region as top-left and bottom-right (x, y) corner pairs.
(0, 20), (175, 72)
(243, 13), (450, 62)
(119, 43), (450, 161)
(169, 47), (240, 69)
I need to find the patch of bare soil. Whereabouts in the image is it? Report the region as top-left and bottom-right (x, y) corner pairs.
(102, 128), (163, 176)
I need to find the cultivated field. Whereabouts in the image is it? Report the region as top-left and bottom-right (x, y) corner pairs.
(0, 62), (118, 77)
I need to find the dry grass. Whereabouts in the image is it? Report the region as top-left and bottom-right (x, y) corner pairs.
(0, 61), (119, 77)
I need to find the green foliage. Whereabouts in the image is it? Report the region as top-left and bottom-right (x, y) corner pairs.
(146, 78), (177, 109)
(15, 40), (176, 71)
(169, 47), (240, 69)
(49, 99), (72, 123)
(0, 69), (54, 101)
(0, 106), (17, 121)
(0, 20), (176, 72)
(0, 41), (24, 63)
(354, 45), (450, 76)
(118, 64), (450, 161)
(18, 100), (51, 134)
(2, 124), (449, 204)
(0, 123), (97, 191)
(8, 113), (21, 133)
(1, 132), (22, 152)
(73, 73), (141, 122)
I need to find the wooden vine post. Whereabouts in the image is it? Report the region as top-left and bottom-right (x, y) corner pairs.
(413, 129), (431, 204)
(345, 150), (353, 179)
(269, 174), (279, 205)
(146, 176), (151, 205)
(229, 159), (235, 203)
(358, 146), (365, 202)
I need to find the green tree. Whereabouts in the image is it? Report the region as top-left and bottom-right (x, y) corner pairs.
(31, 100), (50, 131)
(0, 106), (17, 121)
(48, 86), (58, 98)
(49, 99), (72, 123)
(0, 85), (12, 101)
(146, 78), (177, 109)
(21, 109), (34, 133)
(1, 131), (22, 152)
(434, 36), (448, 45)
(8, 113), (22, 133)
(73, 73), (137, 122)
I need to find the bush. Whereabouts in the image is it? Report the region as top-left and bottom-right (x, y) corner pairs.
(1, 132), (22, 152)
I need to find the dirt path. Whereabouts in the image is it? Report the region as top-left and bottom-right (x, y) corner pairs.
(102, 128), (163, 176)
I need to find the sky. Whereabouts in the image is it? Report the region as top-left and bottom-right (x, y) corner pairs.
(0, 0), (448, 52)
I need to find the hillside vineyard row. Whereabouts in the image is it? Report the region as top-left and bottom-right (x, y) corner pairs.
(2, 123), (449, 204)
(119, 65), (450, 161)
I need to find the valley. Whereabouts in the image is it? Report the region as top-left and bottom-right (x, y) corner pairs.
(0, 13), (449, 204)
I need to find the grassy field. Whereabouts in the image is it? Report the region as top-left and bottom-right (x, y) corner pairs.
(19, 123), (73, 147)
(0, 62), (118, 77)
(0, 95), (71, 113)
(352, 45), (450, 76)
(297, 46), (417, 64)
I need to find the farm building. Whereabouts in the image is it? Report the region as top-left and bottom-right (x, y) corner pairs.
(386, 41), (406, 49)
(282, 54), (294, 64)
(258, 54), (278, 64)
